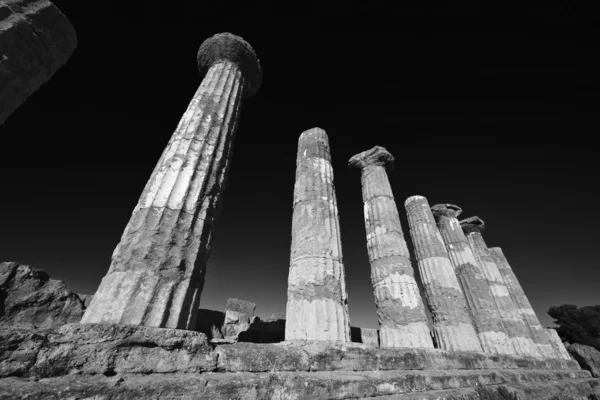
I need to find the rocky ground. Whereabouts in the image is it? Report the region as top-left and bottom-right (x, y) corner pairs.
(1, 261), (600, 399)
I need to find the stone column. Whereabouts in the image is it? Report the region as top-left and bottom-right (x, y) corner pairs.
(460, 217), (539, 357)
(349, 147), (433, 348)
(404, 196), (482, 352)
(0, 0), (77, 125)
(431, 206), (514, 355)
(285, 128), (351, 342)
(488, 246), (557, 359)
(546, 328), (572, 360)
(81, 33), (262, 329)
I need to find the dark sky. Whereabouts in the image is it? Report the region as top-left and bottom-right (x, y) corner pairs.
(1, 1), (598, 329)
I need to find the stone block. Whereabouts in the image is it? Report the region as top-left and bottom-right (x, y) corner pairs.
(567, 343), (600, 378)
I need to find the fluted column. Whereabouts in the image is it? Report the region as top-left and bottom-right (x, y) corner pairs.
(488, 246), (558, 359)
(404, 196), (482, 352)
(82, 33), (262, 329)
(460, 217), (539, 357)
(349, 147), (432, 348)
(431, 206), (514, 355)
(285, 128), (351, 341)
(546, 328), (572, 360)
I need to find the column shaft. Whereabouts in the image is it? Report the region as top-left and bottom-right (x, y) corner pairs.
(404, 196), (482, 352)
(489, 247), (556, 358)
(435, 213), (515, 355)
(467, 233), (539, 357)
(546, 328), (572, 360)
(285, 128), (351, 341)
(82, 61), (244, 329)
(360, 165), (432, 348)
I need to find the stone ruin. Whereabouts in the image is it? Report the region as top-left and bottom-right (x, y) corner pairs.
(1, 32), (600, 399)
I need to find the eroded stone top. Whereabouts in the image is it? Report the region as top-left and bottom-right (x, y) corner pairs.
(459, 216), (485, 234)
(430, 204), (463, 219)
(197, 32), (262, 98)
(348, 146), (394, 171)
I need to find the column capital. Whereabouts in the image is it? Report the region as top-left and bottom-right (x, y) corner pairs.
(460, 216), (485, 234)
(348, 146), (395, 171)
(431, 203), (463, 219)
(197, 32), (262, 97)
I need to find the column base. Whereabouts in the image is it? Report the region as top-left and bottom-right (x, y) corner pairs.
(380, 322), (434, 348)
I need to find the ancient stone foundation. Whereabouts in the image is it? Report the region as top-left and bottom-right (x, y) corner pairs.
(0, 0), (77, 125)
(285, 128), (351, 341)
(81, 33), (262, 329)
(404, 196), (482, 352)
(349, 147), (433, 348)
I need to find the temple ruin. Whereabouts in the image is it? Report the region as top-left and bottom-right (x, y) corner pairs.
(1, 32), (596, 400)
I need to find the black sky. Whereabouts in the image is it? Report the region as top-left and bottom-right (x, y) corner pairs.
(0, 1), (598, 329)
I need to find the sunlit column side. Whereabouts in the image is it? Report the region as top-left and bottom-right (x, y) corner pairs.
(285, 128), (351, 341)
(404, 196), (482, 352)
(82, 33), (262, 329)
(349, 147), (433, 348)
(487, 246), (557, 359)
(460, 216), (539, 357)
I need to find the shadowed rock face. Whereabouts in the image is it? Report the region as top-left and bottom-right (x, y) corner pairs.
(81, 33), (261, 330)
(567, 343), (600, 377)
(0, 0), (77, 125)
(0, 262), (85, 328)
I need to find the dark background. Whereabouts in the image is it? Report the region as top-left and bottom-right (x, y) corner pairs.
(1, 1), (598, 328)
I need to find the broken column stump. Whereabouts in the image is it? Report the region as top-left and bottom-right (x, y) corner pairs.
(222, 298), (257, 341)
(432, 205), (515, 355)
(404, 196), (482, 352)
(349, 147), (433, 348)
(285, 128), (351, 342)
(0, 0), (77, 125)
(81, 33), (262, 329)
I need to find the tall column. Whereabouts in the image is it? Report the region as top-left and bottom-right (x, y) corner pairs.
(349, 147), (433, 348)
(81, 33), (262, 329)
(488, 246), (557, 359)
(431, 206), (514, 355)
(285, 128), (351, 342)
(460, 217), (539, 357)
(404, 196), (482, 352)
(546, 328), (572, 360)
(0, 0), (77, 125)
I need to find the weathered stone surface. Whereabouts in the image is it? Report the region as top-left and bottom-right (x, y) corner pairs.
(2, 323), (216, 378)
(0, 369), (595, 400)
(488, 246), (556, 359)
(567, 343), (600, 377)
(81, 33), (261, 330)
(0, 0), (77, 125)
(350, 147), (433, 349)
(404, 196), (482, 352)
(286, 128), (351, 341)
(0, 261), (85, 329)
(460, 216), (540, 358)
(432, 205), (515, 355)
(221, 298), (257, 341)
(76, 293), (93, 308)
(546, 329), (572, 360)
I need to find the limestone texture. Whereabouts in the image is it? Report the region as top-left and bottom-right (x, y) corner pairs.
(351, 327), (380, 347)
(461, 216), (540, 358)
(567, 343), (600, 377)
(222, 298), (257, 341)
(432, 205), (514, 355)
(349, 147), (433, 349)
(488, 246), (557, 359)
(546, 328), (573, 360)
(81, 33), (261, 330)
(0, 261), (85, 328)
(0, 0), (77, 125)
(286, 128), (351, 341)
(404, 196), (482, 352)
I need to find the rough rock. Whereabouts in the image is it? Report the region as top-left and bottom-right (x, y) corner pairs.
(76, 293), (93, 308)
(0, 261), (85, 328)
(351, 327), (379, 347)
(404, 196), (482, 352)
(286, 128), (351, 341)
(349, 147), (433, 349)
(222, 298), (258, 341)
(80, 33), (261, 330)
(0, 0), (77, 125)
(567, 343), (600, 377)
